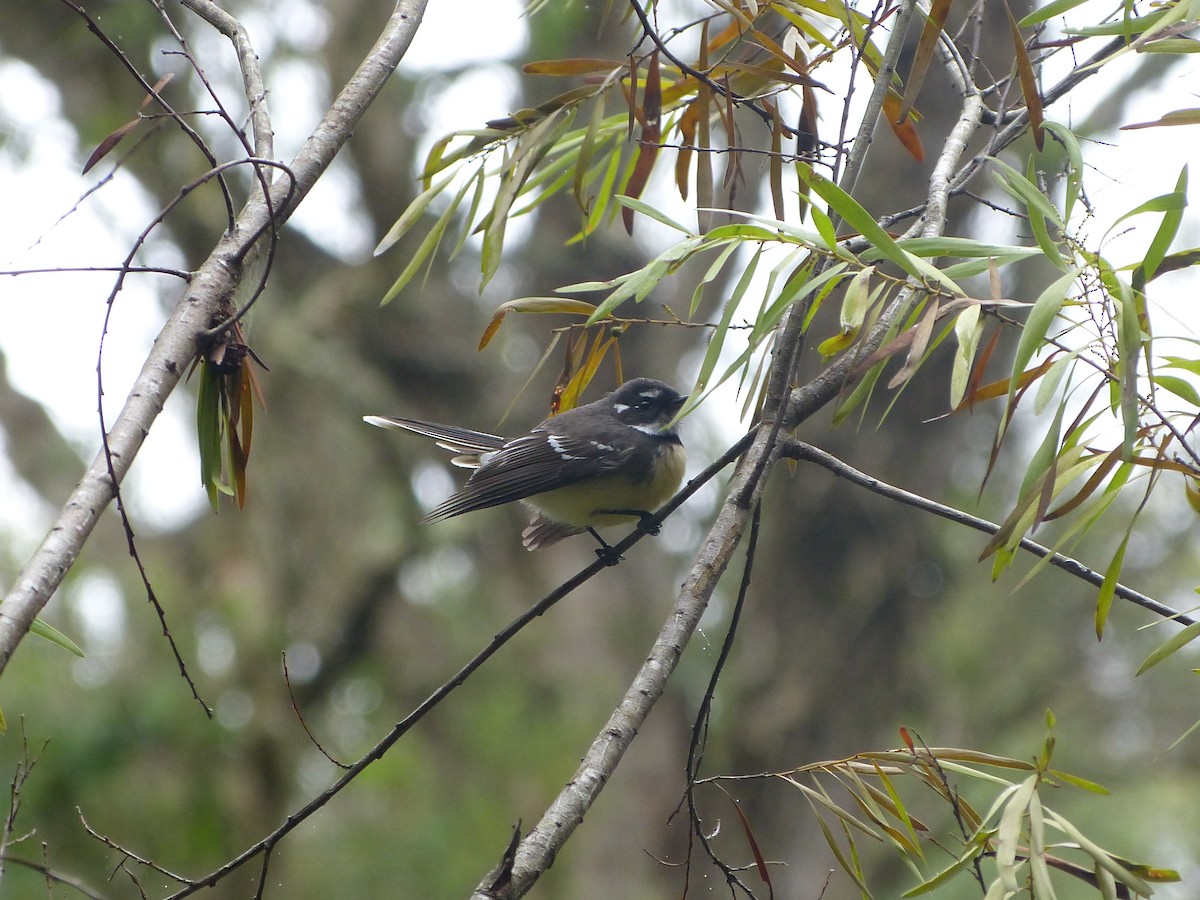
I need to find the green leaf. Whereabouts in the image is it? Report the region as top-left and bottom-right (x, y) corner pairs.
(615, 195), (694, 235)
(481, 107), (573, 287)
(1095, 529), (1131, 639)
(1137, 617), (1200, 675)
(1042, 121), (1084, 224)
(373, 170), (455, 257)
(1007, 268), (1078, 408)
(951, 305), (983, 409)
(1018, 0), (1091, 26)
(380, 173), (475, 304)
(1153, 373), (1200, 407)
(1143, 166), (1188, 282)
(796, 163), (963, 294)
(989, 158), (1069, 270)
(996, 775), (1038, 892)
(30, 618), (86, 657)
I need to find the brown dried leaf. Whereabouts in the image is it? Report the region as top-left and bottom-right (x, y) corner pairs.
(897, 0), (955, 123)
(82, 118), (141, 175)
(139, 72), (174, 111)
(1005, 0), (1044, 150)
(622, 50), (662, 235)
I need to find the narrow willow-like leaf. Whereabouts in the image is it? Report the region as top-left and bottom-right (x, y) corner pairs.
(798, 163), (959, 291)
(1137, 617), (1200, 675)
(1018, 0), (1091, 26)
(1006, 268), (1077, 408)
(1027, 792), (1057, 900)
(989, 158), (1068, 269)
(374, 170), (455, 257)
(482, 107), (572, 286)
(951, 305), (983, 409)
(1005, 0), (1044, 149)
(1041, 809), (1153, 896)
(1095, 528), (1131, 639)
(196, 360), (223, 510)
(896, 0), (954, 124)
(615, 195), (694, 235)
(902, 832), (993, 896)
(30, 618), (85, 657)
(380, 173), (475, 304)
(1042, 121), (1084, 223)
(1113, 273), (1141, 457)
(693, 246), (763, 399)
(1144, 165), (1188, 281)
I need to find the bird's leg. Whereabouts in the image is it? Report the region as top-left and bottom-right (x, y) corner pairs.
(587, 527), (623, 566)
(598, 508), (660, 535)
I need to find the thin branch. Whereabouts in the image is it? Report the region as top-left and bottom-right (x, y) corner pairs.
(79, 808), (193, 886)
(0, 266), (191, 280)
(682, 502), (764, 894)
(783, 440), (1192, 626)
(132, 441), (747, 897)
(57, 0), (236, 222)
(177, 0), (274, 161)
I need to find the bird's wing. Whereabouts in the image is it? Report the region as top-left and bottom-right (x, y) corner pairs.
(423, 428), (634, 522)
(363, 415), (505, 456)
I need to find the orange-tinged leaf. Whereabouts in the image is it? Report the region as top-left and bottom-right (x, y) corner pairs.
(478, 298), (598, 350)
(557, 332), (614, 412)
(720, 785), (772, 888)
(1044, 448), (1121, 520)
(707, 18), (744, 54)
(967, 356), (1058, 404)
(887, 299), (939, 389)
(675, 96), (702, 201)
(1005, 0), (1044, 150)
(959, 326), (1002, 410)
(523, 58), (626, 76)
(882, 93), (924, 161)
(623, 50), (662, 235)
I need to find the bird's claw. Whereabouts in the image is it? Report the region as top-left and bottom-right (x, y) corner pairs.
(595, 546), (623, 566)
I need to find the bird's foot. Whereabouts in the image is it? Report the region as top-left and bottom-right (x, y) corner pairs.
(587, 528), (623, 566)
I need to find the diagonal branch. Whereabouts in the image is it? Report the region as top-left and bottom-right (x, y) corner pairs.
(0, 0), (428, 677)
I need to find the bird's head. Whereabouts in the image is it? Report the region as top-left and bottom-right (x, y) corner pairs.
(609, 379), (687, 435)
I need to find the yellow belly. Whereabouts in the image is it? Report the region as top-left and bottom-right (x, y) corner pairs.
(524, 443), (686, 528)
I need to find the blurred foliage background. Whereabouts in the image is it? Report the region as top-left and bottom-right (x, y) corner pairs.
(1, 1), (1198, 897)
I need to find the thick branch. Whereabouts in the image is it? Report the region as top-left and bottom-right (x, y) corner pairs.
(0, 0), (427, 675)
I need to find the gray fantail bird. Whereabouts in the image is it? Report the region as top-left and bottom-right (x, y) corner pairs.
(364, 378), (687, 552)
